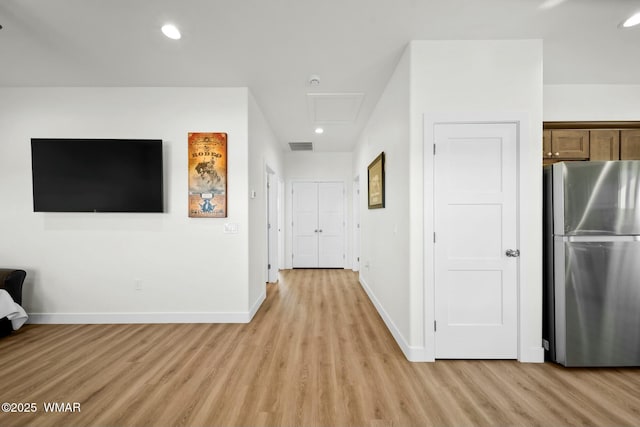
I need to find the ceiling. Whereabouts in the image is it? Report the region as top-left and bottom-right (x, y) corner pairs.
(1, 0), (639, 152)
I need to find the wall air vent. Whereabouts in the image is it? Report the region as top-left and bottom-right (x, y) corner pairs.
(288, 142), (313, 151)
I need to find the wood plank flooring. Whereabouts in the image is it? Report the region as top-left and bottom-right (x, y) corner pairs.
(1, 269), (639, 427)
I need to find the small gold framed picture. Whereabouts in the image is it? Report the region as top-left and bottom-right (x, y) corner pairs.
(367, 152), (385, 209)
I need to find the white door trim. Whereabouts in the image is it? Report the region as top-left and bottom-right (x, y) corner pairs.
(423, 112), (540, 363)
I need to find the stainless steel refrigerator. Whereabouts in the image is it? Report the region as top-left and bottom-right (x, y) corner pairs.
(543, 160), (640, 367)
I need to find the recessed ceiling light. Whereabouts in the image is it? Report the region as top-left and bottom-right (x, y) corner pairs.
(622, 12), (640, 28)
(315, 127), (324, 134)
(538, 0), (567, 10)
(161, 24), (181, 40)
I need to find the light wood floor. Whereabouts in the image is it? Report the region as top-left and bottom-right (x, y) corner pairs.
(1, 269), (639, 427)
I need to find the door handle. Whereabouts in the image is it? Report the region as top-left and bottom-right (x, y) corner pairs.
(318, 229), (323, 233)
(505, 249), (520, 257)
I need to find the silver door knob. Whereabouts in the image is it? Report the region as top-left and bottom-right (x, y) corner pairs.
(505, 249), (520, 257)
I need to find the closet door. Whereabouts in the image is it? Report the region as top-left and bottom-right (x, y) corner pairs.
(292, 182), (345, 268)
(292, 182), (319, 268)
(318, 182), (345, 268)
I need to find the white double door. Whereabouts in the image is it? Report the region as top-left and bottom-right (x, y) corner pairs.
(433, 122), (519, 359)
(292, 182), (345, 268)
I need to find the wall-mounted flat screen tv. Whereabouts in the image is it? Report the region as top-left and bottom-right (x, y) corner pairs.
(31, 138), (164, 213)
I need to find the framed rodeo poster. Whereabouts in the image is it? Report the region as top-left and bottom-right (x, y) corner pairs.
(188, 132), (227, 218)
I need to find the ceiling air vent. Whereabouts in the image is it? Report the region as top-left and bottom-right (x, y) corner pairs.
(288, 142), (313, 151)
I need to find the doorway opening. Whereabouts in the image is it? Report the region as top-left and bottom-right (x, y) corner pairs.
(266, 166), (279, 283)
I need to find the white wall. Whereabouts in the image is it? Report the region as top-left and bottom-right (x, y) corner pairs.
(0, 87), (263, 323)
(411, 40), (544, 362)
(284, 151), (353, 269)
(544, 84), (640, 120)
(248, 91), (284, 313)
(353, 40), (544, 362)
(352, 47), (411, 353)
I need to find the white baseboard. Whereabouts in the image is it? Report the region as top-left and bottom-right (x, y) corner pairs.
(28, 290), (269, 325)
(28, 311), (253, 325)
(359, 276), (431, 362)
(248, 291), (266, 321)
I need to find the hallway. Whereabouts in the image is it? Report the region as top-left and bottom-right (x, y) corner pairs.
(1, 269), (639, 426)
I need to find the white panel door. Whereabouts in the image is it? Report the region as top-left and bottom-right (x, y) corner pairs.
(292, 181), (345, 268)
(278, 179), (285, 271)
(318, 182), (345, 268)
(267, 173), (279, 282)
(353, 180), (360, 271)
(434, 122), (518, 359)
(292, 182), (319, 268)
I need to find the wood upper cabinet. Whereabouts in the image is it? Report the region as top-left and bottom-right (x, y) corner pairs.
(621, 130), (640, 160)
(542, 130), (556, 165)
(590, 130), (620, 161)
(543, 130), (551, 158)
(543, 123), (640, 163)
(549, 130), (590, 159)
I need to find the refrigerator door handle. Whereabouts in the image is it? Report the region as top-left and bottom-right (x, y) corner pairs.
(505, 249), (520, 257)
(561, 235), (640, 243)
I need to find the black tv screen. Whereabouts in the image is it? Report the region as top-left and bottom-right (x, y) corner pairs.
(31, 138), (164, 213)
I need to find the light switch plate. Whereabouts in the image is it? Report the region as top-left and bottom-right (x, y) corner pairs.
(224, 223), (239, 234)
